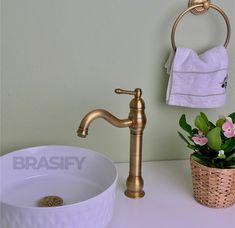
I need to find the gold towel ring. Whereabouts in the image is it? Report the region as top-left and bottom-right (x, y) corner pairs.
(171, 3), (231, 51)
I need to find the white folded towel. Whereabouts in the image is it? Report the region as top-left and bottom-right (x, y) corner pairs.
(165, 46), (228, 108)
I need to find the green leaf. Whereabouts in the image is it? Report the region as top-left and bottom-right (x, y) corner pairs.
(187, 144), (198, 150)
(228, 112), (235, 122)
(224, 149), (235, 158)
(221, 140), (235, 153)
(177, 131), (190, 145)
(209, 121), (216, 128)
(200, 112), (209, 125)
(192, 128), (198, 135)
(227, 157), (235, 162)
(224, 157), (235, 168)
(195, 115), (208, 134)
(216, 118), (226, 128)
(179, 114), (192, 135)
(206, 127), (222, 151)
(191, 153), (211, 167)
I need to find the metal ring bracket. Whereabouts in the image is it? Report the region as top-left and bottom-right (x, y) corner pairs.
(188, 0), (211, 15)
(171, 3), (231, 51)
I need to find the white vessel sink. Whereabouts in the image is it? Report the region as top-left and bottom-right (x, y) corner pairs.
(0, 145), (118, 228)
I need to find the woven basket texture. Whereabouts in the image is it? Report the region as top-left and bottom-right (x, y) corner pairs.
(190, 157), (235, 208)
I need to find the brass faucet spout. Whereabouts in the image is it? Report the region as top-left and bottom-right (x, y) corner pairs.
(77, 109), (132, 137)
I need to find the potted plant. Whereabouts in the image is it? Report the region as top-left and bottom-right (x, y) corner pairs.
(178, 112), (235, 208)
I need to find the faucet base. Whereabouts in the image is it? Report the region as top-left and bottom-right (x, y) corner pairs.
(125, 174), (145, 198)
(124, 190), (145, 199)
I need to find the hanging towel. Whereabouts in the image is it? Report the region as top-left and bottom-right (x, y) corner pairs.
(165, 46), (228, 108)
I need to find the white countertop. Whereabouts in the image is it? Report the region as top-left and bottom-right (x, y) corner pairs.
(108, 160), (235, 228)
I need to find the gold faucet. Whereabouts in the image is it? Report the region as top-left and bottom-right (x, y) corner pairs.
(77, 88), (147, 198)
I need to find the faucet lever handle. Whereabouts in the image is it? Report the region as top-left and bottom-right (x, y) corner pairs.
(115, 88), (142, 99)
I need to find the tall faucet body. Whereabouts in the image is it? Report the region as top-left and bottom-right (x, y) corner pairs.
(77, 88), (147, 198)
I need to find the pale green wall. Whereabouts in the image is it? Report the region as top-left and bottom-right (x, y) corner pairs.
(1, 0), (234, 162)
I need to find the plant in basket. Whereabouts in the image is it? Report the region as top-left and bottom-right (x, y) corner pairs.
(178, 112), (235, 208)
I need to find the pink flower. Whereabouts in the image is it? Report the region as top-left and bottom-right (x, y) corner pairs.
(222, 121), (235, 138)
(192, 136), (208, 146)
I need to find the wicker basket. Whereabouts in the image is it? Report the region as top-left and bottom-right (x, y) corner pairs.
(190, 156), (235, 208)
